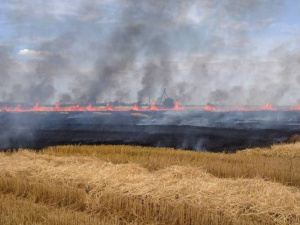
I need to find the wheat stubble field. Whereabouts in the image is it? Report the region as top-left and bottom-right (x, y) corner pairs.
(1, 144), (300, 225)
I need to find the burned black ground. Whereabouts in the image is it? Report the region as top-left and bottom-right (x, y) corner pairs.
(1, 111), (300, 152)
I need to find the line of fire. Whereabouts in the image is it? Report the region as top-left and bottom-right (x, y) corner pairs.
(1, 89), (300, 113)
(2, 101), (300, 113)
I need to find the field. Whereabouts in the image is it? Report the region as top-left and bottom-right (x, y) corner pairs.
(1, 144), (300, 224)
(3, 111), (300, 151)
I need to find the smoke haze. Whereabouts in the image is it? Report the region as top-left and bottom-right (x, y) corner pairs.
(1, 0), (299, 106)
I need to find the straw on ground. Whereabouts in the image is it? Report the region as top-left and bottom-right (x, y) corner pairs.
(1, 143), (300, 224)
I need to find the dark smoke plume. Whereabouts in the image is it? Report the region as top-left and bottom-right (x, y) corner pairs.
(1, 0), (298, 106)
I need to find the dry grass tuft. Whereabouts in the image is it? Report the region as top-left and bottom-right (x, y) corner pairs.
(287, 134), (300, 144)
(42, 144), (300, 187)
(130, 113), (149, 118)
(0, 193), (120, 225)
(0, 144), (300, 224)
(238, 143), (300, 158)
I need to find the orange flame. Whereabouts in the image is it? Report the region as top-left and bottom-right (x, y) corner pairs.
(260, 102), (277, 111)
(106, 103), (114, 111)
(290, 105), (300, 111)
(150, 101), (158, 111)
(51, 102), (61, 111)
(86, 104), (100, 111)
(131, 104), (139, 111)
(2, 100), (300, 112)
(32, 102), (48, 112)
(173, 100), (184, 110)
(204, 104), (217, 111)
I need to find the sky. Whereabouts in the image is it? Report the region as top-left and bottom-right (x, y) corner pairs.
(1, 0), (300, 106)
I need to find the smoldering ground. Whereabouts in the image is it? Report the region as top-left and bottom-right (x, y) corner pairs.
(1, 110), (300, 151)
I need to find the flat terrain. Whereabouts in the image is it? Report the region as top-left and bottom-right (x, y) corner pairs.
(2, 111), (300, 151)
(1, 143), (300, 224)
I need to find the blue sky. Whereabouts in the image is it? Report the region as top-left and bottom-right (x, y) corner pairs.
(1, 0), (300, 105)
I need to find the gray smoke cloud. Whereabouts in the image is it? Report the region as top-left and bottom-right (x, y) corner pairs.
(6, 36), (73, 103)
(0, 46), (14, 90)
(1, 0), (299, 106)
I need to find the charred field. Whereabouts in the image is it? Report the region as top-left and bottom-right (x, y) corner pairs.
(1, 110), (300, 152)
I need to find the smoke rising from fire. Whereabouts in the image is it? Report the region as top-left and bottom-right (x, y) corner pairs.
(1, 0), (299, 106)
